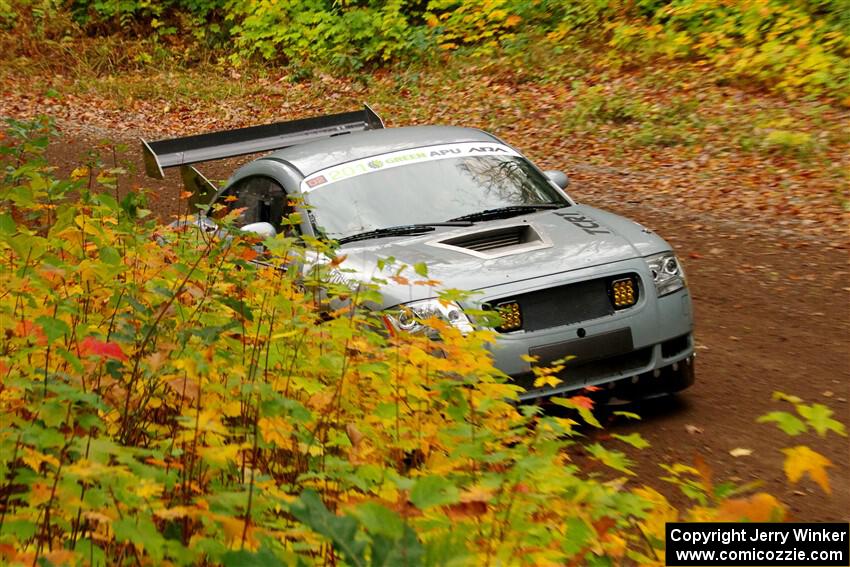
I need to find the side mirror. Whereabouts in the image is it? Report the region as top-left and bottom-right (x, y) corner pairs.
(240, 222), (277, 239)
(544, 170), (569, 189)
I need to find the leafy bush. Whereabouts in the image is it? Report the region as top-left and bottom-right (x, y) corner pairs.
(0, 119), (844, 565)
(225, 0), (430, 71)
(4, 0), (850, 96)
(607, 0), (850, 96)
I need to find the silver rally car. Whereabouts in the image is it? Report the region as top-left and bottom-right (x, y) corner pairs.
(143, 105), (695, 402)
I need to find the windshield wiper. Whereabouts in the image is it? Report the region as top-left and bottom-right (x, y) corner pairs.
(337, 222), (474, 245)
(447, 203), (563, 223)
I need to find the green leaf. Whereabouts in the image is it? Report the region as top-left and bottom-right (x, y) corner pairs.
(351, 502), (404, 540)
(612, 432), (650, 449)
(76, 539), (107, 567)
(0, 212), (16, 235)
(220, 296), (254, 321)
(370, 525), (424, 567)
(413, 262), (428, 277)
(409, 476), (460, 509)
(586, 443), (635, 475)
(291, 490), (367, 567)
(113, 517), (166, 563)
(613, 411), (641, 420)
(99, 246), (122, 265)
(756, 411), (807, 436)
(222, 547), (286, 567)
(40, 400), (66, 428)
(35, 315), (69, 343)
(561, 517), (592, 556)
(796, 403), (846, 437)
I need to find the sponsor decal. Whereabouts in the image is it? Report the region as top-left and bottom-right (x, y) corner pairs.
(301, 142), (521, 192)
(554, 210), (610, 235)
(306, 175), (327, 188)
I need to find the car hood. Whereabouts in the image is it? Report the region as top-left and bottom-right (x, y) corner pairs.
(336, 204), (671, 306)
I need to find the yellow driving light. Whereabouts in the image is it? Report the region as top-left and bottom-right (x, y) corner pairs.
(496, 301), (523, 332)
(611, 277), (637, 309)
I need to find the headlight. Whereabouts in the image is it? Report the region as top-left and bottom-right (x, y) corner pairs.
(645, 252), (686, 297)
(383, 299), (474, 337)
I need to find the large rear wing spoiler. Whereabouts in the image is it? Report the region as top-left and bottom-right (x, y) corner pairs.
(141, 104), (384, 179)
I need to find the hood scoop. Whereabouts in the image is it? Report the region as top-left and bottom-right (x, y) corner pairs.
(428, 224), (552, 259)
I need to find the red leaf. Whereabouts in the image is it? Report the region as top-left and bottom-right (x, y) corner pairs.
(240, 247), (258, 262)
(80, 336), (128, 361)
(16, 320), (46, 346)
(569, 395), (595, 410)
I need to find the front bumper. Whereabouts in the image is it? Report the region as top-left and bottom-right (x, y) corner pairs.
(468, 259), (695, 401)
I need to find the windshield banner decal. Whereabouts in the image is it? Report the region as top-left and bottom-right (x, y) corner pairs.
(301, 142), (521, 192)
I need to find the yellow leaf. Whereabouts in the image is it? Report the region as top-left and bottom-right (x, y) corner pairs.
(21, 447), (60, 472)
(154, 506), (194, 520)
(634, 486), (677, 539)
(221, 401), (242, 417)
(133, 478), (162, 499)
(70, 166), (89, 180)
(782, 445), (832, 494)
(259, 416), (293, 447)
(533, 374), (562, 388)
(200, 444), (242, 466)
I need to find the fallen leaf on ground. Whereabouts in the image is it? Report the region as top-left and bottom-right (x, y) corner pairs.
(729, 447), (752, 457)
(782, 445), (832, 494)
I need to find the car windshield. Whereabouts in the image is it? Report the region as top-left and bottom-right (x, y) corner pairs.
(300, 142), (569, 240)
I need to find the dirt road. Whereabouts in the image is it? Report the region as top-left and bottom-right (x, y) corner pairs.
(42, 132), (850, 522)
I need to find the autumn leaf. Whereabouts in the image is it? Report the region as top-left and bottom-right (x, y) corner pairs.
(717, 492), (786, 521)
(329, 254), (348, 268)
(568, 395), (594, 410)
(586, 443), (635, 475)
(552, 396), (601, 428)
(612, 433), (650, 449)
(782, 446), (833, 494)
(796, 403), (846, 437)
(70, 166), (89, 180)
(757, 411), (807, 436)
(79, 336), (128, 361)
(533, 374), (562, 388)
(15, 320), (46, 345)
(729, 447), (753, 457)
(239, 246), (258, 262)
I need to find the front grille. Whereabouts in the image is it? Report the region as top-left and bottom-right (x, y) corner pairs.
(487, 274), (639, 333)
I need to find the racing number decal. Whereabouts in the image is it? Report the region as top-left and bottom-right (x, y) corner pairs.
(554, 211), (610, 235)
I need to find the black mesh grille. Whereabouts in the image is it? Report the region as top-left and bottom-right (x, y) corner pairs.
(488, 274), (639, 332)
